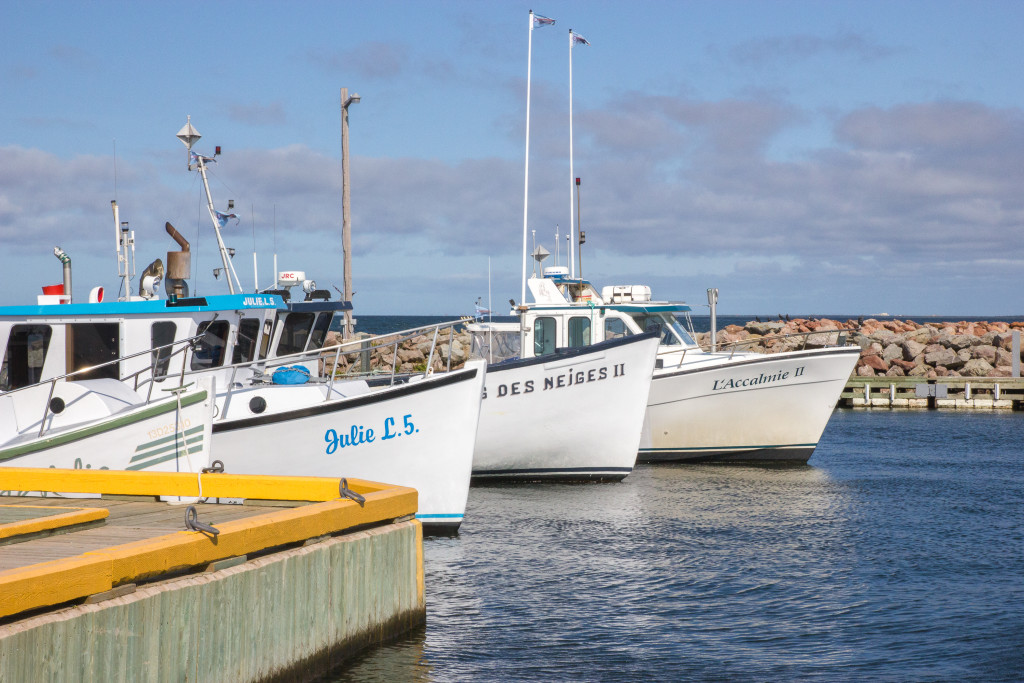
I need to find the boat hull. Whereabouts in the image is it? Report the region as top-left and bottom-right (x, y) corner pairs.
(639, 347), (860, 464)
(210, 363), (485, 532)
(472, 334), (658, 481)
(0, 379), (216, 499)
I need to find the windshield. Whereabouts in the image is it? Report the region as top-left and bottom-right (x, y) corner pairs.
(470, 328), (521, 363)
(629, 313), (697, 347)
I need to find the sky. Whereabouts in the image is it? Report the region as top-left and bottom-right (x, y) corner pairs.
(2, 0), (1022, 317)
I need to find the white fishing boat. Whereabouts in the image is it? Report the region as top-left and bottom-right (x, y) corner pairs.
(487, 268), (860, 464)
(468, 329), (658, 481)
(0, 119), (486, 531)
(463, 13), (657, 482)
(0, 361), (215, 475)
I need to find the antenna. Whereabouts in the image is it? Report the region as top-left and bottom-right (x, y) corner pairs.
(575, 177), (584, 282)
(251, 203), (258, 291)
(176, 116), (242, 294)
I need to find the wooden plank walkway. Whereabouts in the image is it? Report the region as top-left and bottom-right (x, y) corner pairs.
(841, 377), (1024, 410)
(0, 497), (297, 572)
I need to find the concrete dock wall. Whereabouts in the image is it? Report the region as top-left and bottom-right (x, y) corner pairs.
(0, 520), (424, 682)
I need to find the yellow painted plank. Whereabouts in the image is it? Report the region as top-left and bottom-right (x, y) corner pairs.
(99, 490), (417, 583)
(0, 468), (393, 502)
(0, 506), (109, 541)
(0, 486), (417, 619)
(0, 555), (113, 618)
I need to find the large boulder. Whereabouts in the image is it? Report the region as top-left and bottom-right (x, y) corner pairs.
(924, 346), (958, 368)
(971, 344), (998, 364)
(902, 327), (934, 344)
(860, 354), (889, 373)
(961, 359), (994, 377)
(882, 343), (904, 363)
(902, 339), (927, 361)
(745, 321), (785, 336)
(945, 334), (979, 351)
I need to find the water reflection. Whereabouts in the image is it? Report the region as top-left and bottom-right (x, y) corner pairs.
(325, 410), (1024, 681)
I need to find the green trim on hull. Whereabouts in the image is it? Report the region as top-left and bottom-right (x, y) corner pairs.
(0, 390), (208, 462)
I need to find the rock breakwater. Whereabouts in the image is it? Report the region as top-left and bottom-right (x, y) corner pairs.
(322, 318), (1023, 380)
(699, 318), (1024, 379)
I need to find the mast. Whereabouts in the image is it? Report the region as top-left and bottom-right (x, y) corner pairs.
(568, 30), (589, 278)
(522, 10), (555, 303)
(176, 116), (242, 295)
(568, 29), (575, 278)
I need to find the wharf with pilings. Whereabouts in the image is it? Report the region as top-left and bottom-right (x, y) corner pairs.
(841, 377), (1024, 410)
(0, 469), (424, 682)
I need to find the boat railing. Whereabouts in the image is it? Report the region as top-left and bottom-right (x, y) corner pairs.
(171, 319), (467, 404)
(707, 328), (855, 359)
(2, 333), (205, 438)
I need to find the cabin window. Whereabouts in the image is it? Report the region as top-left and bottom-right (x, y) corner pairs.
(533, 317), (556, 356)
(191, 320), (230, 370)
(630, 313), (694, 346)
(0, 325), (52, 390)
(151, 322), (177, 379)
(233, 318), (261, 364)
(604, 318), (631, 340)
(258, 320), (273, 360)
(68, 323), (120, 381)
(308, 313), (333, 350)
(567, 316), (591, 348)
(277, 313), (315, 356)
(470, 328), (521, 364)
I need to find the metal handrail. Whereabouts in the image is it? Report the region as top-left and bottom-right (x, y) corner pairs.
(706, 328), (854, 358)
(168, 318), (469, 406)
(0, 333), (205, 437)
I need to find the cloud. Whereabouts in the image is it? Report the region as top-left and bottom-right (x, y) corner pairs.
(728, 31), (902, 66)
(3, 95), (1023, 315)
(227, 101), (287, 126)
(308, 41), (411, 80)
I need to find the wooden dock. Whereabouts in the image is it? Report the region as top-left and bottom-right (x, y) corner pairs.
(0, 468), (424, 681)
(841, 377), (1024, 410)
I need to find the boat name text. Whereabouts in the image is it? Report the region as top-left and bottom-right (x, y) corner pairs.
(483, 363), (627, 399)
(324, 413), (418, 453)
(712, 366), (804, 391)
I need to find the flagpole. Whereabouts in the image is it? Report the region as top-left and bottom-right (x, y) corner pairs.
(568, 29), (576, 279)
(521, 10), (535, 305)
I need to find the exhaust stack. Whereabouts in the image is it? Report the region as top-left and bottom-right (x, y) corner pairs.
(53, 247), (71, 303)
(165, 222), (191, 298)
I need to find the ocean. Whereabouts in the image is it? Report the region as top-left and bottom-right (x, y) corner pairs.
(325, 409), (1023, 682)
(351, 313), (1022, 337)
(319, 315), (1023, 682)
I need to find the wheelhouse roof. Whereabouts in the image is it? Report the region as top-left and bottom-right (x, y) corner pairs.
(0, 293), (350, 320)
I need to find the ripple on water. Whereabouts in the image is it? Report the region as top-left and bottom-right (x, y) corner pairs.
(326, 410), (1024, 682)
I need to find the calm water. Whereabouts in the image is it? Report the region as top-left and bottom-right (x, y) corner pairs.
(327, 409), (1024, 682)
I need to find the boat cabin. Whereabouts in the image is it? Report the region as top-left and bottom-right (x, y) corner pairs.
(468, 267), (697, 364)
(0, 293), (351, 392)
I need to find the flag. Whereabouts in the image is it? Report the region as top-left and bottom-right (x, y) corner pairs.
(532, 13), (555, 28)
(571, 32), (590, 46)
(190, 151), (217, 165)
(214, 210), (239, 228)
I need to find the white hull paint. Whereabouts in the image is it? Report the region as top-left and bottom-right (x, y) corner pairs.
(473, 334), (658, 481)
(0, 379), (216, 494)
(210, 362), (485, 531)
(641, 347), (861, 463)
